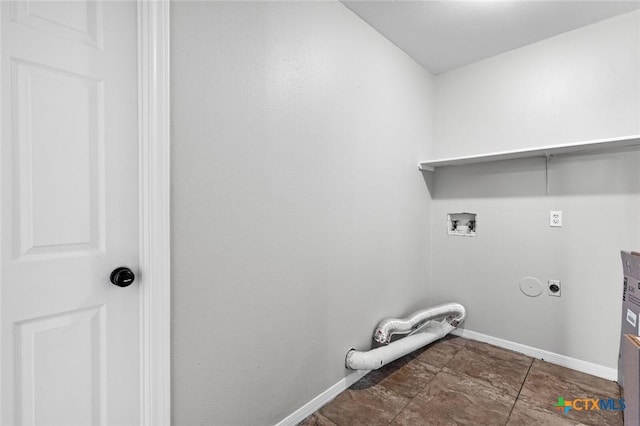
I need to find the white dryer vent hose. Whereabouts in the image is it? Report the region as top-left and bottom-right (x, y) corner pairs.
(345, 303), (466, 370)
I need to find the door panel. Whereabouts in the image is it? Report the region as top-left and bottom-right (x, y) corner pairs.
(16, 306), (106, 425)
(1, 2), (140, 425)
(13, 59), (104, 259)
(11, 0), (103, 48)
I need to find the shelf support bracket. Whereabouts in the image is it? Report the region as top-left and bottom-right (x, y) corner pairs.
(544, 153), (551, 195)
(418, 163), (435, 172)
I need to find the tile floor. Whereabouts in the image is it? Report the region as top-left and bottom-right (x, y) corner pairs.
(300, 336), (623, 426)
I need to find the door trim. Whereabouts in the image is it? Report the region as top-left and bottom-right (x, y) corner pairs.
(138, 1), (170, 425)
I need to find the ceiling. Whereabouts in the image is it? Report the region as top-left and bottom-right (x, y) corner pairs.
(342, 1), (640, 74)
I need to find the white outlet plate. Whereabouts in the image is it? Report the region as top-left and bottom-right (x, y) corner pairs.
(548, 279), (561, 296)
(550, 211), (562, 227)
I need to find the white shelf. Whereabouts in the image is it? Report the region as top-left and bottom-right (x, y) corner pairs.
(418, 135), (640, 172)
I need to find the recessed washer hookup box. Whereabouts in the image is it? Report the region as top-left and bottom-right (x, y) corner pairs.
(619, 251), (640, 386)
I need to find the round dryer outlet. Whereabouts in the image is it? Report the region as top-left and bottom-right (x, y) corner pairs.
(519, 277), (543, 297)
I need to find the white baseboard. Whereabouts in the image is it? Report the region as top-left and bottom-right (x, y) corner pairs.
(275, 370), (370, 426)
(451, 328), (618, 382)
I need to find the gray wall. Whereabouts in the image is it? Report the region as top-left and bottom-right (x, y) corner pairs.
(435, 11), (640, 158)
(430, 11), (640, 369)
(170, 2), (434, 424)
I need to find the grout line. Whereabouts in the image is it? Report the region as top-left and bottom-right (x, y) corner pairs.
(387, 392), (417, 425)
(386, 363), (442, 424)
(506, 358), (534, 422)
(386, 339), (465, 425)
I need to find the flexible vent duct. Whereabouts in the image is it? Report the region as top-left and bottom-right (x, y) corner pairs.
(374, 302), (466, 344)
(345, 303), (466, 371)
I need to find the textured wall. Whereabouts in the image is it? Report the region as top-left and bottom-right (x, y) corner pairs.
(435, 11), (640, 158)
(171, 2), (434, 424)
(430, 11), (640, 369)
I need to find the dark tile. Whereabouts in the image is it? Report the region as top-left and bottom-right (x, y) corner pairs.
(298, 412), (338, 426)
(442, 340), (533, 396)
(507, 399), (587, 425)
(440, 334), (468, 348)
(306, 339), (625, 426)
(519, 360), (622, 426)
(464, 340), (532, 364)
(350, 353), (415, 390)
(319, 382), (410, 426)
(390, 371), (515, 426)
(352, 338), (449, 396)
(413, 339), (462, 369)
(524, 360), (620, 398)
(375, 358), (439, 398)
(349, 368), (386, 390)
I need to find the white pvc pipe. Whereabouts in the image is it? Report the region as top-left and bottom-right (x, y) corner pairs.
(346, 321), (455, 370)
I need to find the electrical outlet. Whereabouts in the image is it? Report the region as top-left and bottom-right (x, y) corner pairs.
(548, 280), (561, 296)
(550, 211), (562, 227)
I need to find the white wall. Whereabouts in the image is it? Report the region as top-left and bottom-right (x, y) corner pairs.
(435, 11), (640, 158)
(171, 2), (434, 424)
(430, 11), (640, 369)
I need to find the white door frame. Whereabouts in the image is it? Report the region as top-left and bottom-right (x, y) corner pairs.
(0, 1), (170, 423)
(138, 1), (171, 425)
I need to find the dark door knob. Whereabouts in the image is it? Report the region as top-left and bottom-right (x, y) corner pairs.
(110, 267), (135, 287)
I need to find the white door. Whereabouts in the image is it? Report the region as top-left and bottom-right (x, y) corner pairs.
(1, 1), (140, 425)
